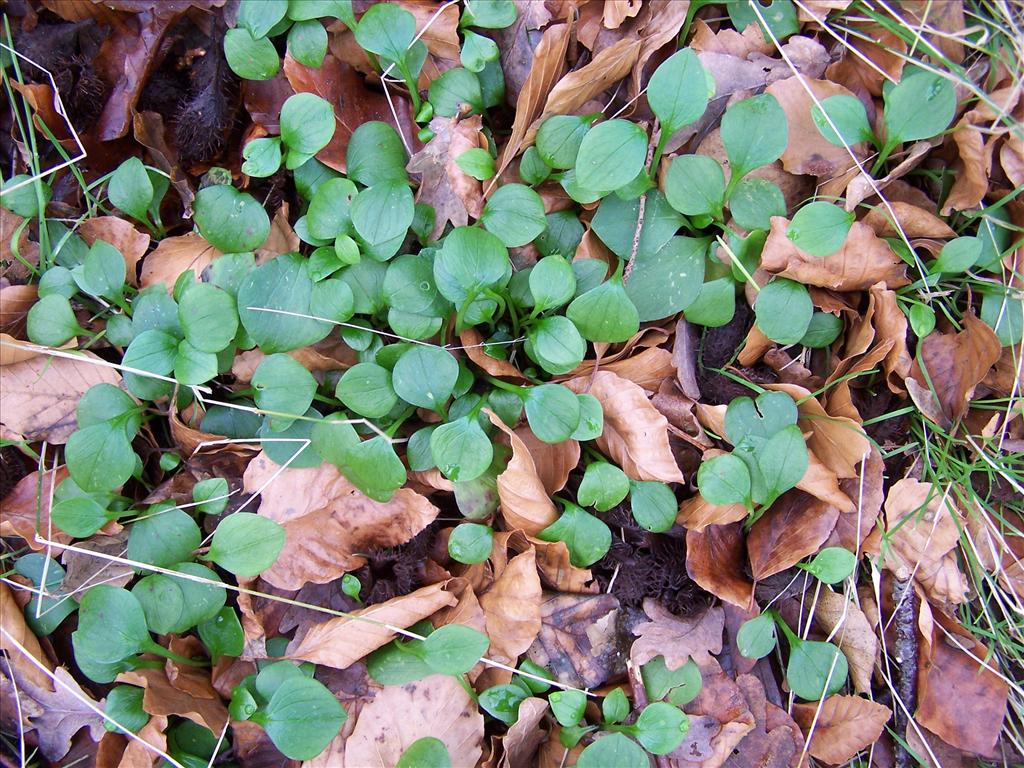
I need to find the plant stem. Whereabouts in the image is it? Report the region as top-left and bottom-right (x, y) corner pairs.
(142, 639), (209, 667)
(484, 374), (527, 398)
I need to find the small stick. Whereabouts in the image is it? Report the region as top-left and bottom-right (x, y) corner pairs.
(892, 575), (918, 768)
(622, 139), (657, 283)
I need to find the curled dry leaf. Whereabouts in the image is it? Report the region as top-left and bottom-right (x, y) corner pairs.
(0, 582), (54, 690)
(631, 601), (725, 669)
(813, 588), (878, 694)
(844, 140), (932, 210)
(565, 370), (684, 483)
(116, 662), (228, 734)
(496, 697), (548, 768)
(765, 77), (867, 178)
(567, 346), (676, 392)
(479, 549), (543, 665)
(686, 523), (755, 609)
(0, 466), (71, 551)
(409, 115), (487, 240)
(287, 582), (457, 670)
(747, 491), (840, 580)
(485, 410), (558, 535)
(139, 233), (222, 292)
(0, 284), (36, 337)
(792, 695), (892, 764)
(826, 444), (884, 553)
(761, 217), (909, 291)
(678, 493), (748, 531)
(910, 310), (1001, 426)
(244, 452), (439, 590)
(77, 216), (150, 287)
(460, 327), (525, 380)
(0, 351), (123, 444)
(98, 713), (168, 768)
(344, 675), (484, 767)
(514, 427), (578, 495)
(528, 592), (620, 688)
(862, 201), (956, 239)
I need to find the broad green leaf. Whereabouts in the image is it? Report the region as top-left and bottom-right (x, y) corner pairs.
(883, 71), (956, 145)
(519, 146), (551, 185)
(635, 702), (689, 755)
(108, 157), (154, 223)
(576, 733), (649, 768)
(481, 183), (546, 247)
(65, 422), (136, 492)
(724, 390), (798, 446)
(77, 383), (139, 434)
(664, 154), (725, 218)
(132, 574), (185, 635)
(259, 677), (347, 760)
(224, 28), (280, 80)
(602, 687), (630, 724)
(431, 415), (493, 482)
(422, 624), (490, 675)
(80, 240), (126, 301)
(536, 209), (585, 257)
(591, 191), (683, 260)
(429, 67), (484, 116)
(624, 236), (706, 322)
(641, 657), (702, 705)
(332, 433), (407, 502)
(462, 0), (517, 28)
(72, 586), (150, 664)
(728, 0), (799, 40)
(51, 497), (114, 538)
(307, 177), (357, 240)
(384, 254), (449, 316)
(525, 316), (585, 375)
(729, 177), (785, 232)
(479, 684), (528, 725)
(168, 562), (228, 631)
(535, 115), (590, 169)
(755, 278), (813, 345)
(575, 120), (648, 193)
(103, 685), (149, 734)
(567, 277), (639, 343)
(721, 94), (788, 180)
(193, 185), (270, 253)
(336, 362), (398, 418)
(812, 94), (874, 147)
(434, 226), (509, 302)
(697, 453), (751, 505)
(392, 345), (459, 410)
(0, 174), (52, 218)
(121, 329), (176, 400)
(27, 294), (82, 346)
(351, 182), (414, 258)
(237, 0), (288, 37)
(448, 523), (494, 564)
(237, 253), (333, 352)
(253, 353), (318, 431)
(629, 480), (677, 533)
(193, 477), (229, 514)
(932, 236), (982, 274)
(577, 462), (630, 512)
(461, 29), (499, 72)
(757, 424), (808, 497)
(571, 393), (603, 441)
(787, 640), (849, 701)
(786, 202), (853, 256)
(127, 507), (201, 568)
(15, 555), (75, 637)
(206, 512), (286, 576)
(198, 607), (245, 662)
(173, 340), (217, 384)
(549, 689), (586, 727)
(280, 93), (336, 166)
(178, 283), (238, 353)
(347, 122), (409, 186)
(524, 384), (580, 444)
(397, 737), (453, 768)
(981, 288), (1023, 346)
(538, 502), (611, 567)
(737, 614), (777, 659)
(455, 147), (496, 179)
(684, 277), (735, 327)
(647, 48), (711, 135)
(354, 2), (415, 64)
(529, 255), (576, 311)
(799, 547), (857, 584)
(287, 19), (328, 68)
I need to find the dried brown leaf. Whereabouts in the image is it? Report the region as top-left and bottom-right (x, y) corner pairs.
(0, 582), (54, 690)
(539, 38), (641, 122)
(686, 523), (755, 609)
(0, 466), (70, 551)
(78, 217), (150, 287)
(813, 589), (878, 693)
(528, 592), (620, 688)
(791, 695), (891, 764)
(486, 411), (558, 535)
(140, 233), (222, 292)
(632, 601), (725, 669)
(480, 549), (542, 665)
(513, 427), (578, 495)
(747, 491), (840, 580)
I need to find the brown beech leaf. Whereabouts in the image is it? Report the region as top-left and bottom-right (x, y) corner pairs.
(670, 657), (756, 768)
(284, 52), (415, 172)
(528, 592), (620, 688)
(0, 466), (70, 551)
(287, 582), (458, 669)
(496, 23), (571, 181)
(916, 613), (1009, 755)
(486, 411), (558, 535)
(792, 695), (891, 764)
(910, 310), (1001, 426)
(761, 217), (909, 291)
(765, 77), (867, 178)
(567, 346), (676, 391)
(407, 115), (486, 240)
(244, 452), (438, 590)
(826, 445), (884, 553)
(0, 661), (105, 761)
(0, 582), (54, 690)
(686, 523), (755, 609)
(0, 351), (123, 444)
(460, 327), (525, 380)
(565, 371), (684, 483)
(603, 0), (642, 28)
(140, 233), (222, 292)
(722, 674), (803, 768)
(514, 427), (579, 495)
(479, 549), (542, 665)
(862, 201), (956, 238)
(747, 491), (840, 580)
(529, 536), (596, 593)
(497, 697), (548, 768)
(538, 38), (641, 124)
(344, 675), (484, 767)
(0, 284), (36, 338)
(77, 217), (150, 287)
(677, 493), (748, 531)
(813, 589), (878, 693)
(116, 664), (228, 734)
(632, 601), (724, 669)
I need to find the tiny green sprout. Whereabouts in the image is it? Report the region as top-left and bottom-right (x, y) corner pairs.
(341, 573), (363, 603)
(159, 452), (182, 472)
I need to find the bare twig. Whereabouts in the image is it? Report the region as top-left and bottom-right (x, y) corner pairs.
(622, 140), (657, 283)
(892, 576), (918, 768)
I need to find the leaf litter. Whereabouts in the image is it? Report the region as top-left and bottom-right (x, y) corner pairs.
(0, 0), (1023, 766)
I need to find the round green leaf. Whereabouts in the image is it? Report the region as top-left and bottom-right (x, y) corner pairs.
(347, 122), (409, 187)
(721, 94), (788, 180)
(801, 547), (857, 584)
(104, 685), (149, 735)
(447, 523), (494, 564)
(350, 182), (414, 257)
(737, 613), (777, 659)
(193, 185), (270, 253)
(431, 415), (494, 482)
(253, 352), (318, 431)
(168, 562), (228, 631)
(629, 480), (677, 533)
(237, 253), (333, 352)
(455, 147), (495, 179)
(697, 453), (751, 505)
(280, 93), (336, 161)
(127, 507), (201, 568)
(397, 737), (453, 768)
(572, 393), (603, 441)
(392, 345), (459, 410)
(787, 640), (849, 701)
(307, 177), (357, 240)
(525, 315), (585, 376)
(524, 384), (580, 444)
(812, 94), (874, 147)
(623, 236), (706, 322)
(754, 278), (813, 345)
(27, 294), (82, 346)
(260, 676), (347, 760)
(883, 71), (956, 145)
(481, 183), (546, 247)
(287, 19), (328, 68)
(538, 503), (611, 567)
(566, 278), (640, 343)
(198, 607), (245, 662)
(242, 136), (283, 178)
(647, 48), (711, 135)
(336, 362), (398, 418)
(577, 733), (649, 768)
(178, 283), (238, 353)
(207, 512), (286, 576)
(635, 701), (689, 755)
(434, 226), (509, 302)
(800, 312), (843, 348)
(529, 255), (576, 311)
(757, 424), (808, 497)
(52, 497), (114, 538)
(730, 177), (786, 232)
(577, 461), (630, 512)
(422, 624), (490, 675)
(72, 586), (150, 664)
(664, 154), (725, 218)
(132, 574), (186, 635)
(575, 120), (648, 193)
(429, 67), (484, 117)
(932, 235), (982, 274)
(354, 2), (415, 63)
(536, 115), (590, 169)
(108, 157), (154, 223)
(786, 202), (853, 257)
(65, 422), (136, 492)
(224, 28), (280, 80)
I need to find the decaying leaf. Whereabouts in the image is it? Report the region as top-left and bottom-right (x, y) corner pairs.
(244, 452), (438, 591)
(486, 411), (558, 535)
(813, 588), (878, 693)
(479, 549), (542, 665)
(528, 592), (621, 689)
(686, 523), (755, 609)
(792, 695), (891, 764)
(77, 217), (150, 287)
(632, 600), (724, 669)
(0, 465), (71, 551)
(139, 233), (223, 292)
(747, 491), (839, 580)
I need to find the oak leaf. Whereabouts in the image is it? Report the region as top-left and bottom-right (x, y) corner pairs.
(792, 695), (891, 764)
(565, 370), (684, 483)
(632, 601), (724, 669)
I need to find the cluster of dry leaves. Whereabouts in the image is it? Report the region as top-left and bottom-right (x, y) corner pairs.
(1, 0), (1023, 767)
